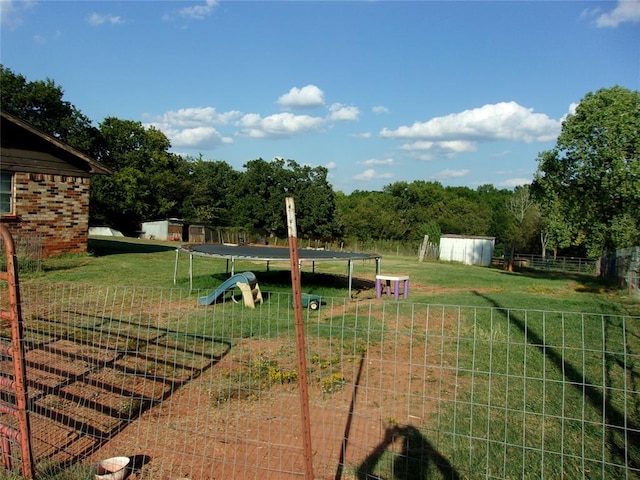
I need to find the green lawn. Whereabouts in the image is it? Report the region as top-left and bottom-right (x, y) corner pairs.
(29, 237), (638, 317)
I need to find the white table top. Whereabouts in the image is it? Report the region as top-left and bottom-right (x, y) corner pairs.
(375, 274), (409, 281)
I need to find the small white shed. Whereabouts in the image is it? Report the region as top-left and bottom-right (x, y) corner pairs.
(141, 219), (185, 241)
(140, 219), (206, 242)
(439, 234), (495, 266)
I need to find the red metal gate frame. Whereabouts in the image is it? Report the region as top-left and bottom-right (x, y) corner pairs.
(0, 225), (36, 479)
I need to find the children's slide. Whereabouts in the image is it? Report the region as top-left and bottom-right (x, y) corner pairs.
(197, 271), (260, 306)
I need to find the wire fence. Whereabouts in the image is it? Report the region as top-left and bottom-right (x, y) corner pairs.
(0, 283), (638, 479)
(0, 235), (43, 273)
(507, 253), (598, 274)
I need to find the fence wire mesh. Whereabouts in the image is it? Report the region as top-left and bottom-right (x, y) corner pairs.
(0, 283), (638, 479)
(0, 235), (43, 273)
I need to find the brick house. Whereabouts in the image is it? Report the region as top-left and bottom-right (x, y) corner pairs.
(0, 110), (111, 257)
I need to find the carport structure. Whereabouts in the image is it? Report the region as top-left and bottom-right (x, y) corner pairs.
(174, 244), (381, 297)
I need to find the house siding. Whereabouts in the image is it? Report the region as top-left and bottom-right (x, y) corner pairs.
(2, 172), (90, 257)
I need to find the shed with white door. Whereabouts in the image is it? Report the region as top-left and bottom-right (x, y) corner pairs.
(438, 234), (495, 266)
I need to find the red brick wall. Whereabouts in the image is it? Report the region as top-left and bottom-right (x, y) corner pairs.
(1, 172), (90, 257)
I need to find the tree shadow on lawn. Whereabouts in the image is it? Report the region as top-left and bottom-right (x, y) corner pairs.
(491, 265), (623, 290)
(474, 291), (640, 474)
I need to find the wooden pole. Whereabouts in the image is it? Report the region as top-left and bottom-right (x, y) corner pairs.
(418, 234), (429, 262)
(285, 197), (315, 480)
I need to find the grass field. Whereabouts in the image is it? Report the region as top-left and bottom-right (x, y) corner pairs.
(1, 236), (638, 479)
(32, 237), (639, 316)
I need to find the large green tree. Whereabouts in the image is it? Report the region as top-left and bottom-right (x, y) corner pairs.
(531, 166), (573, 258)
(336, 190), (400, 240)
(179, 156), (240, 227)
(533, 86), (640, 256)
(90, 118), (187, 234)
(233, 158), (339, 239)
(0, 65), (102, 156)
(476, 184), (513, 247)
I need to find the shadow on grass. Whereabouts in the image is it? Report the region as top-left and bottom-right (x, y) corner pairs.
(356, 425), (461, 480)
(474, 291), (640, 473)
(333, 350), (459, 480)
(335, 350), (366, 480)
(185, 269), (375, 300)
(193, 270), (375, 292)
(492, 265), (605, 286)
(88, 238), (176, 256)
(22, 312), (232, 470)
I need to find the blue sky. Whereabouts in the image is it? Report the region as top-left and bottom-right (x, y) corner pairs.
(1, 1), (639, 193)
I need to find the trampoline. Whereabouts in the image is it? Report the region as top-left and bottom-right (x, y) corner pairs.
(174, 244), (382, 297)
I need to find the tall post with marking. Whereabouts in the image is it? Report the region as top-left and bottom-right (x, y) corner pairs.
(286, 197), (315, 480)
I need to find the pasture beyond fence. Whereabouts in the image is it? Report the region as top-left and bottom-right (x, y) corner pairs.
(0, 282), (638, 479)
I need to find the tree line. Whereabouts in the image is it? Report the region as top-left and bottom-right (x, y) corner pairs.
(1, 66), (638, 258)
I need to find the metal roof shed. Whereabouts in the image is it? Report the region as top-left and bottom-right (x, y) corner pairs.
(141, 219), (187, 241)
(438, 234), (495, 266)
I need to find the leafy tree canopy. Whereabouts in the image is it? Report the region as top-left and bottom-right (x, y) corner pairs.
(233, 158), (339, 239)
(90, 118), (187, 234)
(179, 156), (241, 227)
(533, 86), (640, 256)
(0, 65), (102, 156)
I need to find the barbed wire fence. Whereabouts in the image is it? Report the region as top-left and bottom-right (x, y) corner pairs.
(0, 282), (638, 479)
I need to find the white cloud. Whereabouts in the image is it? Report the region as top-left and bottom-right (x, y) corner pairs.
(145, 106), (239, 149)
(351, 132), (372, 139)
(435, 169), (470, 180)
(150, 107), (241, 128)
(358, 158), (394, 166)
(372, 105), (390, 114)
(560, 102), (579, 123)
(596, 0), (640, 27)
(492, 150), (512, 158)
(328, 103), (360, 121)
(278, 85), (325, 109)
(495, 168), (533, 176)
(499, 178), (532, 188)
(166, 126), (233, 149)
(0, 0), (36, 29)
(568, 102), (579, 115)
(354, 169), (394, 181)
(31, 29), (62, 44)
(236, 112), (325, 138)
(179, 0), (218, 20)
(380, 101), (560, 143)
(399, 140), (477, 158)
(87, 12), (124, 26)
(325, 161), (337, 170)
